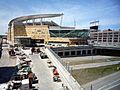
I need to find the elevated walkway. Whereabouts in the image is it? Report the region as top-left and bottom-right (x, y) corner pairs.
(45, 47), (84, 90)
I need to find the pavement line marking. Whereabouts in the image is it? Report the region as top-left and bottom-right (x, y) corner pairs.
(105, 82), (120, 90)
(97, 78), (120, 90)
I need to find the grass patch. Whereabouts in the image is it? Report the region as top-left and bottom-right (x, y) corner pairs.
(109, 58), (120, 61)
(71, 64), (120, 85)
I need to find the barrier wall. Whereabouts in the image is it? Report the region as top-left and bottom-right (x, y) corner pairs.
(45, 47), (84, 90)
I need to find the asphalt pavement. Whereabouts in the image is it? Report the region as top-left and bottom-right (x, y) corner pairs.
(30, 53), (62, 90)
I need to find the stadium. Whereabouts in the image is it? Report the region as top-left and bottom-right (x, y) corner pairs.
(7, 13), (90, 46)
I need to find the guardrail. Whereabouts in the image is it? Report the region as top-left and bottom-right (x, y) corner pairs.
(45, 47), (84, 90)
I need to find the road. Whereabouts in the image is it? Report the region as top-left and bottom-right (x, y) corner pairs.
(83, 71), (120, 90)
(30, 53), (62, 90)
(108, 84), (120, 90)
(71, 61), (120, 69)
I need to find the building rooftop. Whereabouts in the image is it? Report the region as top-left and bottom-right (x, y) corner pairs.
(9, 14), (63, 26)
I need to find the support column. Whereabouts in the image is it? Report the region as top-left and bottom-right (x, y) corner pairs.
(91, 50), (93, 55)
(95, 49), (97, 55)
(86, 50), (88, 55)
(69, 51), (71, 56)
(81, 50), (83, 55)
(63, 51), (65, 57)
(75, 51), (77, 56)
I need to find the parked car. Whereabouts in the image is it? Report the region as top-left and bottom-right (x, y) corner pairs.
(40, 52), (48, 59)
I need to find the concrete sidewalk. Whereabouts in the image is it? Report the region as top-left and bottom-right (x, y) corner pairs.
(0, 48), (17, 67)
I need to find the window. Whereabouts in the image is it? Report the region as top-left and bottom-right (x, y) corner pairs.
(65, 51), (69, 56)
(58, 52), (63, 56)
(49, 30), (89, 38)
(77, 51), (81, 55)
(37, 30), (41, 32)
(71, 51), (75, 55)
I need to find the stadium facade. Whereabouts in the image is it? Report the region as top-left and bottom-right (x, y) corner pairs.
(7, 14), (90, 46)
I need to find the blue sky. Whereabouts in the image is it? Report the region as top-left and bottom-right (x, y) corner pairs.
(0, 0), (120, 34)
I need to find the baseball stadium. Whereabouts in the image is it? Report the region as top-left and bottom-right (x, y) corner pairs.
(7, 13), (89, 46)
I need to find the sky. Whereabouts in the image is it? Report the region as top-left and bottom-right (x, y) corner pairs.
(0, 0), (120, 34)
